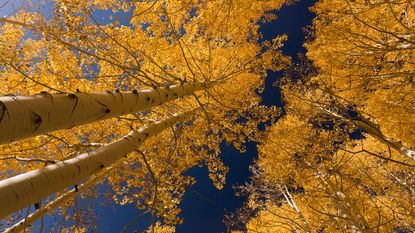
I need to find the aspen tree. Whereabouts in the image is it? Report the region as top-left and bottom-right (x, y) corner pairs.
(0, 107), (199, 219)
(4, 166), (111, 233)
(0, 81), (212, 144)
(282, 84), (415, 161)
(232, 115), (414, 232)
(0, 0), (289, 230)
(231, 0), (415, 231)
(228, 165), (311, 233)
(304, 0), (415, 160)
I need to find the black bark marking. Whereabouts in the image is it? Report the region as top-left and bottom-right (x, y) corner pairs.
(75, 164), (81, 175)
(74, 184), (79, 192)
(96, 100), (111, 115)
(119, 92), (125, 113)
(132, 90), (138, 94)
(68, 93), (79, 114)
(134, 91), (139, 107)
(0, 102), (7, 122)
(67, 93), (77, 98)
(34, 202), (40, 209)
(32, 112), (43, 131)
(28, 180), (35, 189)
(41, 91), (55, 105)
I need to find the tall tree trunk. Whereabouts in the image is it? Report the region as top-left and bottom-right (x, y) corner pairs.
(0, 81), (210, 144)
(351, 118), (415, 161)
(0, 108), (199, 219)
(4, 166), (111, 233)
(322, 108), (415, 161)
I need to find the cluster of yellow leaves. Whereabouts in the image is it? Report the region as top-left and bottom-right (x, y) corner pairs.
(145, 222), (175, 233)
(61, 226), (87, 233)
(235, 0), (415, 232)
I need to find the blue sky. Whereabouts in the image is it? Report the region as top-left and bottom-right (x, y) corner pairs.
(0, 0), (24, 17)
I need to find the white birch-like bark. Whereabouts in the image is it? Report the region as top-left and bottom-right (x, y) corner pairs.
(0, 81), (210, 144)
(351, 118), (415, 161)
(0, 108), (198, 220)
(322, 108), (415, 161)
(281, 185), (310, 233)
(3, 166), (110, 233)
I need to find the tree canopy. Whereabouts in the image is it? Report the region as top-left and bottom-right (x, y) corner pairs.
(0, 0), (287, 231)
(231, 0), (415, 232)
(0, 0), (414, 232)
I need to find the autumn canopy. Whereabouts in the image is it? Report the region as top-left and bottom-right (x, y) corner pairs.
(0, 0), (413, 232)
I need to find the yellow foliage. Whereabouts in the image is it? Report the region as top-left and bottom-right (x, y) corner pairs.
(236, 1), (415, 232)
(0, 0), (289, 231)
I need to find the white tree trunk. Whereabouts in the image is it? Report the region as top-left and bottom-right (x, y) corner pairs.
(0, 81), (210, 144)
(322, 107), (415, 161)
(351, 118), (415, 161)
(281, 185), (310, 233)
(0, 108), (198, 220)
(3, 166), (110, 233)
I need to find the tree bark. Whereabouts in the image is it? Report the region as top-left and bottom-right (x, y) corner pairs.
(0, 108), (199, 220)
(3, 166), (110, 233)
(0, 81), (210, 144)
(281, 185), (311, 233)
(322, 107), (415, 161)
(351, 118), (415, 161)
